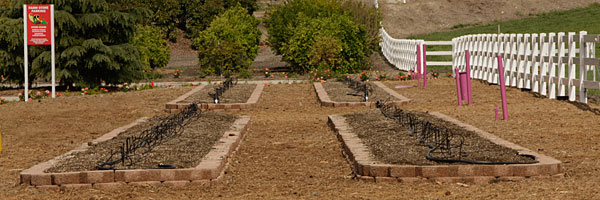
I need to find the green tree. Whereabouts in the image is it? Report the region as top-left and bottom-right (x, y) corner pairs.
(264, 0), (379, 73)
(179, 0), (258, 38)
(192, 5), (260, 76)
(0, 0), (145, 87)
(282, 15), (367, 73)
(132, 24), (170, 69)
(109, 0), (258, 41)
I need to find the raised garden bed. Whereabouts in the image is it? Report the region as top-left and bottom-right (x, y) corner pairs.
(328, 109), (563, 183)
(165, 83), (264, 112)
(19, 111), (251, 189)
(314, 81), (410, 107)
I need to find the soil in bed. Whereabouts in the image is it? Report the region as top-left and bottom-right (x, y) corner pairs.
(46, 112), (238, 172)
(179, 84), (257, 104)
(344, 109), (534, 165)
(322, 82), (396, 102)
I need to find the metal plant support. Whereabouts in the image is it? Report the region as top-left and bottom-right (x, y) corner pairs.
(376, 100), (537, 164)
(97, 103), (202, 170)
(210, 77), (238, 104)
(344, 79), (373, 102)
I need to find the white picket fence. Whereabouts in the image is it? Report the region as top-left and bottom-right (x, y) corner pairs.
(452, 32), (600, 103)
(380, 28), (424, 72)
(380, 28), (454, 73)
(374, 0), (600, 103)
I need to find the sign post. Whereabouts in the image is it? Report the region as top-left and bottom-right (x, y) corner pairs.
(23, 4), (55, 101)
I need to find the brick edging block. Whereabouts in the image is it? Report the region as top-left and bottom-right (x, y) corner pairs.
(314, 82), (410, 107)
(20, 116), (251, 189)
(166, 84), (264, 113)
(328, 113), (562, 184)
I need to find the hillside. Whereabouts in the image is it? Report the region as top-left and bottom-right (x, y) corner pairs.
(377, 0), (600, 38)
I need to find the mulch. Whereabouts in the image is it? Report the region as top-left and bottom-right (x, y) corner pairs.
(344, 109), (533, 165)
(47, 112), (237, 172)
(322, 81), (397, 102)
(179, 84), (257, 104)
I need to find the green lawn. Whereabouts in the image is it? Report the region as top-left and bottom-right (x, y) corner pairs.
(406, 2), (600, 76)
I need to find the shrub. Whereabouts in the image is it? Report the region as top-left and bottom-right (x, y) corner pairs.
(238, 69), (252, 79)
(192, 5), (260, 76)
(133, 25), (170, 70)
(264, 0), (381, 73)
(282, 15), (367, 74)
(111, 0), (257, 40)
(179, 0), (257, 38)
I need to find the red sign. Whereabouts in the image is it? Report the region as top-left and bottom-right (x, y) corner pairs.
(26, 5), (52, 45)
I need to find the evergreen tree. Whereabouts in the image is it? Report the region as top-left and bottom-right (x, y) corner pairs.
(0, 0), (145, 87)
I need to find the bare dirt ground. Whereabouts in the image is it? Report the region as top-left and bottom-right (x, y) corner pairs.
(376, 0), (600, 38)
(2, 81), (600, 199)
(4, 0), (600, 199)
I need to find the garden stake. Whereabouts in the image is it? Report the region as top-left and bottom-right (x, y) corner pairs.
(497, 56), (509, 120)
(416, 45), (421, 82)
(495, 106), (499, 120)
(423, 44), (428, 87)
(416, 45), (421, 87)
(465, 50), (472, 104)
(455, 68), (463, 106)
(460, 72), (468, 100)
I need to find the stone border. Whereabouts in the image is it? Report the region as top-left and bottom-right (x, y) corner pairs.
(314, 81), (410, 107)
(165, 84), (264, 113)
(20, 116), (251, 190)
(328, 112), (563, 183)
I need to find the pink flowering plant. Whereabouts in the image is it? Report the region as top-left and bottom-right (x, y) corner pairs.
(431, 70), (439, 79)
(309, 68), (339, 82)
(117, 83), (156, 92)
(173, 69), (181, 78)
(264, 68), (273, 78)
(375, 71), (389, 81)
(18, 89), (53, 101)
(359, 71), (369, 82)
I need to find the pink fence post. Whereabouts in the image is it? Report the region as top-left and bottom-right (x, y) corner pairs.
(497, 56), (508, 120)
(423, 44), (428, 87)
(465, 50), (472, 104)
(416, 45), (421, 86)
(460, 73), (468, 100)
(455, 68), (462, 106)
(416, 45), (421, 82)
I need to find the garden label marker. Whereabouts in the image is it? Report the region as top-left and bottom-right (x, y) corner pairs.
(23, 4), (55, 101)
